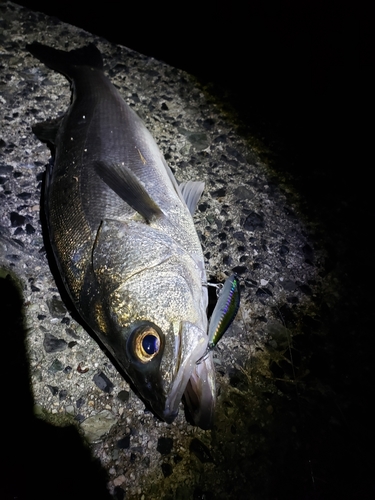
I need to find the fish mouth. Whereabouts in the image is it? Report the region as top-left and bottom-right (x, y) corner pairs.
(183, 351), (216, 429)
(161, 409), (179, 424)
(162, 321), (206, 416)
(161, 322), (216, 429)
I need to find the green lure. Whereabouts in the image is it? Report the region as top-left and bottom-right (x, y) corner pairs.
(208, 274), (241, 347)
(197, 274), (241, 364)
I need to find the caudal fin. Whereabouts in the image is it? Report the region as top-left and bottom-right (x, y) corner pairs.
(26, 42), (103, 78)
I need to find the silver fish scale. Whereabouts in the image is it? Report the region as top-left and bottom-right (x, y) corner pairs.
(113, 269), (204, 333)
(93, 220), (206, 331)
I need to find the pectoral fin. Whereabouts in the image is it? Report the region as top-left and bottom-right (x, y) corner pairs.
(179, 180), (205, 215)
(94, 161), (163, 222)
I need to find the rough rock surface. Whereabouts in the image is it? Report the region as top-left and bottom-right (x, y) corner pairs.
(1, 3), (373, 499)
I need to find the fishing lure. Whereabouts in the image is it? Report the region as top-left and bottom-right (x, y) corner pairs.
(197, 274), (241, 363)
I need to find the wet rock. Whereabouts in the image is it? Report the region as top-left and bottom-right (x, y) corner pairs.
(223, 255), (232, 266)
(17, 192), (32, 200)
(59, 389), (68, 401)
(48, 359), (64, 373)
(66, 327), (79, 339)
(198, 201), (209, 212)
(178, 129), (209, 150)
(47, 295), (67, 317)
(211, 187), (226, 198)
(117, 435), (130, 449)
(43, 332), (67, 353)
(281, 280), (296, 291)
(256, 287), (273, 296)
(11, 238), (24, 248)
(10, 211), (25, 227)
(233, 231), (246, 241)
(233, 185), (254, 200)
(213, 134), (227, 143)
(76, 397), (85, 409)
(157, 437), (173, 455)
(232, 265), (247, 275)
(279, 244), (289, 255)
(243, 211), (264, 231)
(202, 118), (215, 130)
(298, 283), (312, 295)
(221, 154), (239, 167)
(47, 385), (58, 396)
(161, 462), (173, 477)
(226, 146), (245, 162)
(93, 371), (114, 393)
(0, 163), (12, 174)
(117, 390), (130, 403)
(80, 410), (117, 443)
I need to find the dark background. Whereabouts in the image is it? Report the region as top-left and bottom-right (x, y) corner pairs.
(16, 0), (371, 178)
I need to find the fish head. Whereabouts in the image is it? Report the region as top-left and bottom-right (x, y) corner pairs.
(105, 272), (215, 427)
(117, 317), (210, 424)
(92, 219), (216, 427)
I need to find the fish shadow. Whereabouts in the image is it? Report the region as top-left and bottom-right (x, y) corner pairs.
(0, 270), (113, 500)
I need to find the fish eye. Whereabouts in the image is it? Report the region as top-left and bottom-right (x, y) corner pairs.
(142, 334), (159, 354)
(134, 326), (161, 363)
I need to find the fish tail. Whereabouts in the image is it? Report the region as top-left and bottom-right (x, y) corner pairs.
(26, 42), (103, 78)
